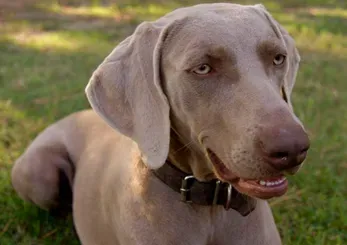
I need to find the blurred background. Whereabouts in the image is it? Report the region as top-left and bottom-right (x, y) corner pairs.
(0, 0), (346, 244)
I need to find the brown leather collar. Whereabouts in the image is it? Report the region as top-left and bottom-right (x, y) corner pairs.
(152, 162), (256, 216)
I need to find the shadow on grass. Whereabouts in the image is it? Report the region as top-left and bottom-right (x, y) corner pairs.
(6, 0), (346, 44)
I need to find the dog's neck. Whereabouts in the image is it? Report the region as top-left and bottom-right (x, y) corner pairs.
(167, 130), (216, 181)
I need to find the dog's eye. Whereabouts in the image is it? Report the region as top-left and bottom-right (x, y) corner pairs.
(192, 64), (212, 75)
(273, 54), (286, 66)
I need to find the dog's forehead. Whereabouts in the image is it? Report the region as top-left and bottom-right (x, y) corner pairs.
(163, 4), (278, 59)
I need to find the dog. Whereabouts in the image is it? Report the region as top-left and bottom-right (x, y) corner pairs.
(12, 3), (310, 244)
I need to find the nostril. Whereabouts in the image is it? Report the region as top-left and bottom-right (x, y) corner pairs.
(297, 147), (308, 161)
(269, 151), (289, 160)
(300, 147), (309, 155)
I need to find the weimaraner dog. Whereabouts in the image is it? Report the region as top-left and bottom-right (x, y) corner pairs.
(11, 3), (310, 245)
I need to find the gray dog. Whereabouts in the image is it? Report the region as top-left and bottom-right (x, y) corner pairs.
(12, 3), (310, 245)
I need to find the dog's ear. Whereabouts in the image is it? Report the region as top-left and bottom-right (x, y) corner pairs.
(254, 4), (301, 110)
(85, 21), (173, 169)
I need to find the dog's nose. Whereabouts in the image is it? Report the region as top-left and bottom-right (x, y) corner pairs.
(259, 123), (310, 171)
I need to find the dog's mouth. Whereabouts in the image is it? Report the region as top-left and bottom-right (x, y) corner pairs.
(207, 149), (288, 199)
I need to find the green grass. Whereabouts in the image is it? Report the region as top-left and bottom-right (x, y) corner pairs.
(0, 0), (346, 244)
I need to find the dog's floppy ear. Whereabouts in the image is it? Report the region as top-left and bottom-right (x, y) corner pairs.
(254, 4), (301, 110)
(85, 21), (172, 169)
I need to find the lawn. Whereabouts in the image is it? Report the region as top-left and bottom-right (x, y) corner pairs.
(0, 0), (346, 244)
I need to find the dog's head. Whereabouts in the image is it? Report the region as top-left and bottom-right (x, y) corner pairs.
(86, 3), (310, 199)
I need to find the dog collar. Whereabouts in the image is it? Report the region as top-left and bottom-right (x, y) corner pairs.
(152, 162), (256, 216)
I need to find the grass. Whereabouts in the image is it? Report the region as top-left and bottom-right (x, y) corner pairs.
(0, 0), (346, 244)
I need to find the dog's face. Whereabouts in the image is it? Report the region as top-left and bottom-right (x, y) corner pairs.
(86, 3), (310, 200)
(161, 6), (310, 199)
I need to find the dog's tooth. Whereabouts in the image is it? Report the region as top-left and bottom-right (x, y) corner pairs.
(278, 177), (286, 183)
(259, 177), (286, 187)
(265, 182), (273, 187)
(259, 180), (266, 186)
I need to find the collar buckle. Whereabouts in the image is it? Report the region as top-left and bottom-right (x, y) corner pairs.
(212, 180), (233, 210)
(181, 177), (233, 209)
(180, 175), (195, 202)
(212, 180), (221, 205)
(223, 183), (233, 210)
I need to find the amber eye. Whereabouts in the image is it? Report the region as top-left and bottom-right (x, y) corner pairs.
(273, 54), (286, 66)
(193, 64), (212, 75)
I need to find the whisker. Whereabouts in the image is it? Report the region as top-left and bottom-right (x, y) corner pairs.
(170, 126), (195, 152)
(172, 140), (194, 155)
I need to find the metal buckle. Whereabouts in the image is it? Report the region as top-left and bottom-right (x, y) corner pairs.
(180, 176), (195, 202)
(180, 176), (233, 209)
(212, 180), (221, 205)
(224, 183), (233, 210)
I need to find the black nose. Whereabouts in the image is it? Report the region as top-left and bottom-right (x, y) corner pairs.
(259, 124), (310, 171)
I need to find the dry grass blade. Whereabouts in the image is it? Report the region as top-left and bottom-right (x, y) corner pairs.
(0, 219), (13, 237)
(40, 229), (58, 239)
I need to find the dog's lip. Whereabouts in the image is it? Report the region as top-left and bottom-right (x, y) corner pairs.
(235, 178), (288, 199)
(206, 148), (288, 199)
